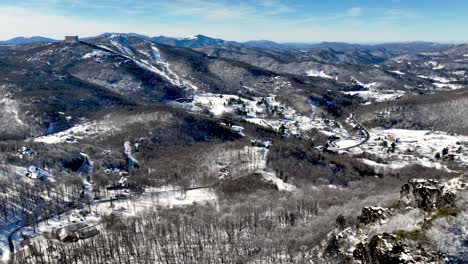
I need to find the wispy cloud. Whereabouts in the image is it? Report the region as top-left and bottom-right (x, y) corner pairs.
(0, 6), (139, 39)
(381, 8), (420, 21)
(256, 0), (295, 15)
(8, 0), (295, 20)
(345, 7), (363, 18)
(155, 0), (295, 20)
(0, 0), (464, 43)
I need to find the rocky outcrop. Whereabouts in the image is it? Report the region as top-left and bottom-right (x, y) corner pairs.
(322, 177), (466, 263)
(323, 228), (356, 261)
(353, 233), (442, 264)
(400, 179), (457, 210)
(358, 206), (389, 225)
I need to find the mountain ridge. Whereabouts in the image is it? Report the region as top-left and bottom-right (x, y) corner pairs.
(0, 33), (455, 52)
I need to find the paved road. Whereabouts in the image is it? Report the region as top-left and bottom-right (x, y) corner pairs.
(330, 114), (370, 151)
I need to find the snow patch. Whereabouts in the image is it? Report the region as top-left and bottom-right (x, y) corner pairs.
(0, 97), (25, 128)
(390, 70), (405, 75)
(343, 89), (405, 103)
(151, 45), (162, 62)
(418, 75), (455, 83)
(306, 69), (333, 79)
(359, 128), (468, 172)
(82, 50), (111, 59)
(433, 83), (464, 90)
(191, 93), (350, 138)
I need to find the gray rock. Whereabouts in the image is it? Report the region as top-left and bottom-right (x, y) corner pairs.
(358, 206), (389, 225)
(353, 233), (442, 264)
(400, 179), (456, 210)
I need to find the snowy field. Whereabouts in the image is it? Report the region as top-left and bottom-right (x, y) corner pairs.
(417, 74), (465, 90)
(343, 78), (406, 103)
(332, 139), (363, 149)
(343, 89), (405, 102)
(306, 69), (334, 79)
(358, 128), (468, 172)
(191, 93), (350, 138)
(94, 187), (217, 217)
(34, 112), (173, 144)
(202, 144), (295, 192)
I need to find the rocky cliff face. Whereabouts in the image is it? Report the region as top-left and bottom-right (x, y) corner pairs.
(400, 179), (457, 210)
(353, 233), (441, 264)
(321, 176), (468, 264)
(357, 206), (389, 226)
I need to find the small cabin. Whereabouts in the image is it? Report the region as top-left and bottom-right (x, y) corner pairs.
(26, 166), (50, 181)
(251, 139), (272, 149)
(65, 36), (79, 42)
(18, 146), (33, 157)
(54, 223), (99, 242)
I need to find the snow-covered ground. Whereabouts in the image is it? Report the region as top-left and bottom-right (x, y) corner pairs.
(82, 49), (112, 59)
(327, 114), (368, 151)
(251, 146), (296, 192)
(358, 128), (468, 172)
(433, 83), (464, 90)
(34, 121), (115, 144)
(94, 187), (216, 217)
(417, 75), (465, 90)
(390, 70), (406, 75)
(191, 93), (350, 138)
(0, 97), (25, 129)
(333, 139), (363, 149)
(124, 141), (138, 169)
(34, 112), (173, 144)
(306, 69), (334, 79)
(100, 34), (198, 91)
(343, 79), (406, 103)
(343, 89), (405, 103)
(452, 71), (466, 76)
(8, 210), (100, 260)
(3, 185), (217, 262)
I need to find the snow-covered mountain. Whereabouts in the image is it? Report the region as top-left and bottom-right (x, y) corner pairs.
(151, 34), (239, 47)
(1, 32), (468, 264)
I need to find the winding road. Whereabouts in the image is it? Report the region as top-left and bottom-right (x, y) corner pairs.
(329, 114), (370, 151)
(6, 184), (215, 263)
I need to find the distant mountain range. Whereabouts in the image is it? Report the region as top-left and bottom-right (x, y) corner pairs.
(0, 33), (453, 53)
(0, 36), (58, 45)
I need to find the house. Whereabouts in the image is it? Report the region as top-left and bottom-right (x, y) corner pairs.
(18, 146), (33, 157)
(26, 166), (50, 181)
(54, 222), (87, 242)
(251, 139), (272, 148)
(76, 226), (100, 240)
(54, 223), (99, 242)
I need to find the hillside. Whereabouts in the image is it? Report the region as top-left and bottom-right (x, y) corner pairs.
(0, 33), (467, 263)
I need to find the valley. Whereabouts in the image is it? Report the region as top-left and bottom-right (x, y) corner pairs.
(0, 33), (467, 263)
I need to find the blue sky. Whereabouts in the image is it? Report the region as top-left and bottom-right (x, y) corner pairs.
(0, 0), (466, 43)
